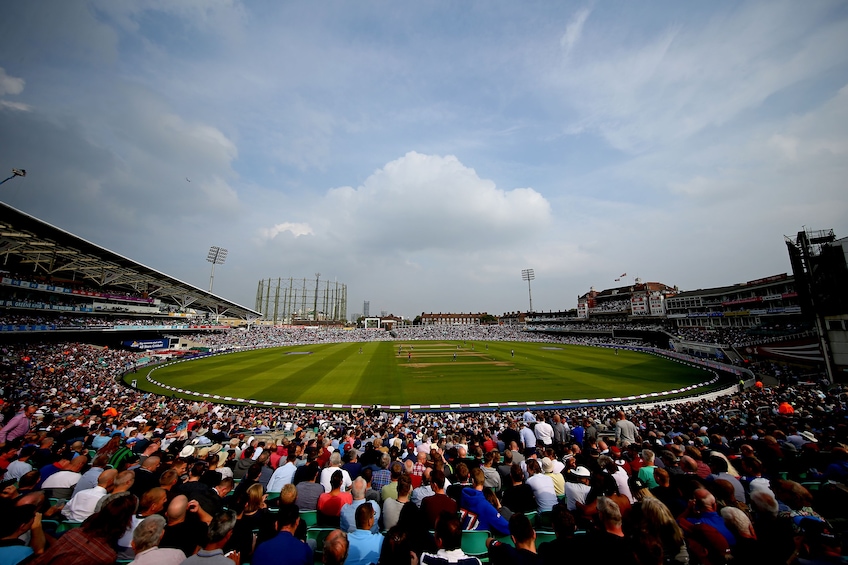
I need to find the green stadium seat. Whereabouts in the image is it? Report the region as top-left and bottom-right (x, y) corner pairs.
(300, 509), (318, 527)
(306, 527), (335, 562)
(535, 511), (554, 532)
(494, 534), (514, 547)
(534, 531), (557, 548)
(56, 520), (84, 533)
(460, 530), (490, 558)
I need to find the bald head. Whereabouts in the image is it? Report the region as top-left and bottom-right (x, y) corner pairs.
(694, 488), (716, 512)
(167, 495), (188, 521)
(142, 456), (161, 471)
(98, 469), (118, 490)
(68, 455), (88, 473)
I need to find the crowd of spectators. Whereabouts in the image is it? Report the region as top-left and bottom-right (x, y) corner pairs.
(0, 326), (844, 563)
(589, 299), (631, 313)
(0, 315), (204, 329)
(674, 326), (816, 349)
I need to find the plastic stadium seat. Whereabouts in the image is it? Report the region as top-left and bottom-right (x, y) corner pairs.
(300, 509), (318, 527)
(494, 534), (514, 547)
(56, 520), (84, 534)
(534, 531), (557, 548)
(306, 528), (335, 561)
(40, 519), (59, 534)
(460, 530), (490, 558)
(535, 511), (554, 532)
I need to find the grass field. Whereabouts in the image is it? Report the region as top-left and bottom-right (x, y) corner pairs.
(130, 340), (710, 407)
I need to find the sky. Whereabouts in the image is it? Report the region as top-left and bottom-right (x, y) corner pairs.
(1, 1), (847, 320)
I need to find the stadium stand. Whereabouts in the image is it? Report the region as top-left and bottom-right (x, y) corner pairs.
(1, 203), (846, 562)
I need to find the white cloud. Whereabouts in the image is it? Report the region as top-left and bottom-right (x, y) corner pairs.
(0, 100), (31, 112)
(1, 2), (847, 316)
(260, 222), (314, 240)
(551, 3), (848, 153)
(317, 152), (552, 252)
(560, 8), (591, 58)
(0, 68), (24, 96)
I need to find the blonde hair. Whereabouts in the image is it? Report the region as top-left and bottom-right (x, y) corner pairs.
(280, 483), (298, 505)
(638, 496), (685, 546)
(245, 483), (265, 514)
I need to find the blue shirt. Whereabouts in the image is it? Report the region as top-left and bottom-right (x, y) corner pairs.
(340, 499), (381, 533)
(347, 529), (383, 565)
(0, 543), (33, 565)
(253, 531), (312, 565)
(687, 511), (736, 547)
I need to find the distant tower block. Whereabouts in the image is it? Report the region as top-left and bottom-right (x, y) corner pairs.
(255, 277), (348, 325)
(363, 301), (370, 317)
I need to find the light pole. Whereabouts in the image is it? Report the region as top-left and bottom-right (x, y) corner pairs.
(521, 268), (535, 313)
(313, 272), (321, 323)
(0, 169), (26, 186)
(206, 246), (228, 292)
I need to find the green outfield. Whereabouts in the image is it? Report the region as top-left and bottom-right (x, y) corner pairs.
(128, 340), (711, 407)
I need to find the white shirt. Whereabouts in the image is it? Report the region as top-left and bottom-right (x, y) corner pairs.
(320, 466), (352, 493)
(565, 481), (591, 512)
(266, 462), (297, 493)
(62, 485), (108, 521)
(118, 514), (144, 553)
(42, 471), (82, 489)
(421, 548), (481, 564)
(534, 421), (554, 446)
(612, 466), (634, 503)
(526, 473), (558, 512)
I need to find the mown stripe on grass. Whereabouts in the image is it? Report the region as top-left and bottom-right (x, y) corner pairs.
(248, 343), (361, 402)
(351, 341), (399, 404)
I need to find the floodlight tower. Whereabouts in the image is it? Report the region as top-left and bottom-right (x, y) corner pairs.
(0, 169), (26, 186)
(521, 268), (535, 313)
(313, 272), (321, 323)
(206, 246), (228, 292)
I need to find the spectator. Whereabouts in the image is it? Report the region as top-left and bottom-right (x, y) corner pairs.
(460, 468), (510, 536)
(183, 509), (239, 565)
(31, 491), (137, 565)
(62, 468), (117, 521)
(0, 502), (45, 563)
(340, 477), (381, 534)
(346, 503), (383, 565)
(252, 504), (311, 565)
(0, 405), (36, 446)
(129, 514), (186, 565)
(420, 511), (481, 565)
(487, 512), (540, 565)
(322, 529), (349, 565)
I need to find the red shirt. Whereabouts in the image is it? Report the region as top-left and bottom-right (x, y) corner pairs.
(317, 492), (353, 517)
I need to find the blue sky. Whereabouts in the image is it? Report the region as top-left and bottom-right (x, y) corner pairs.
(1, 1), (847, 319)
